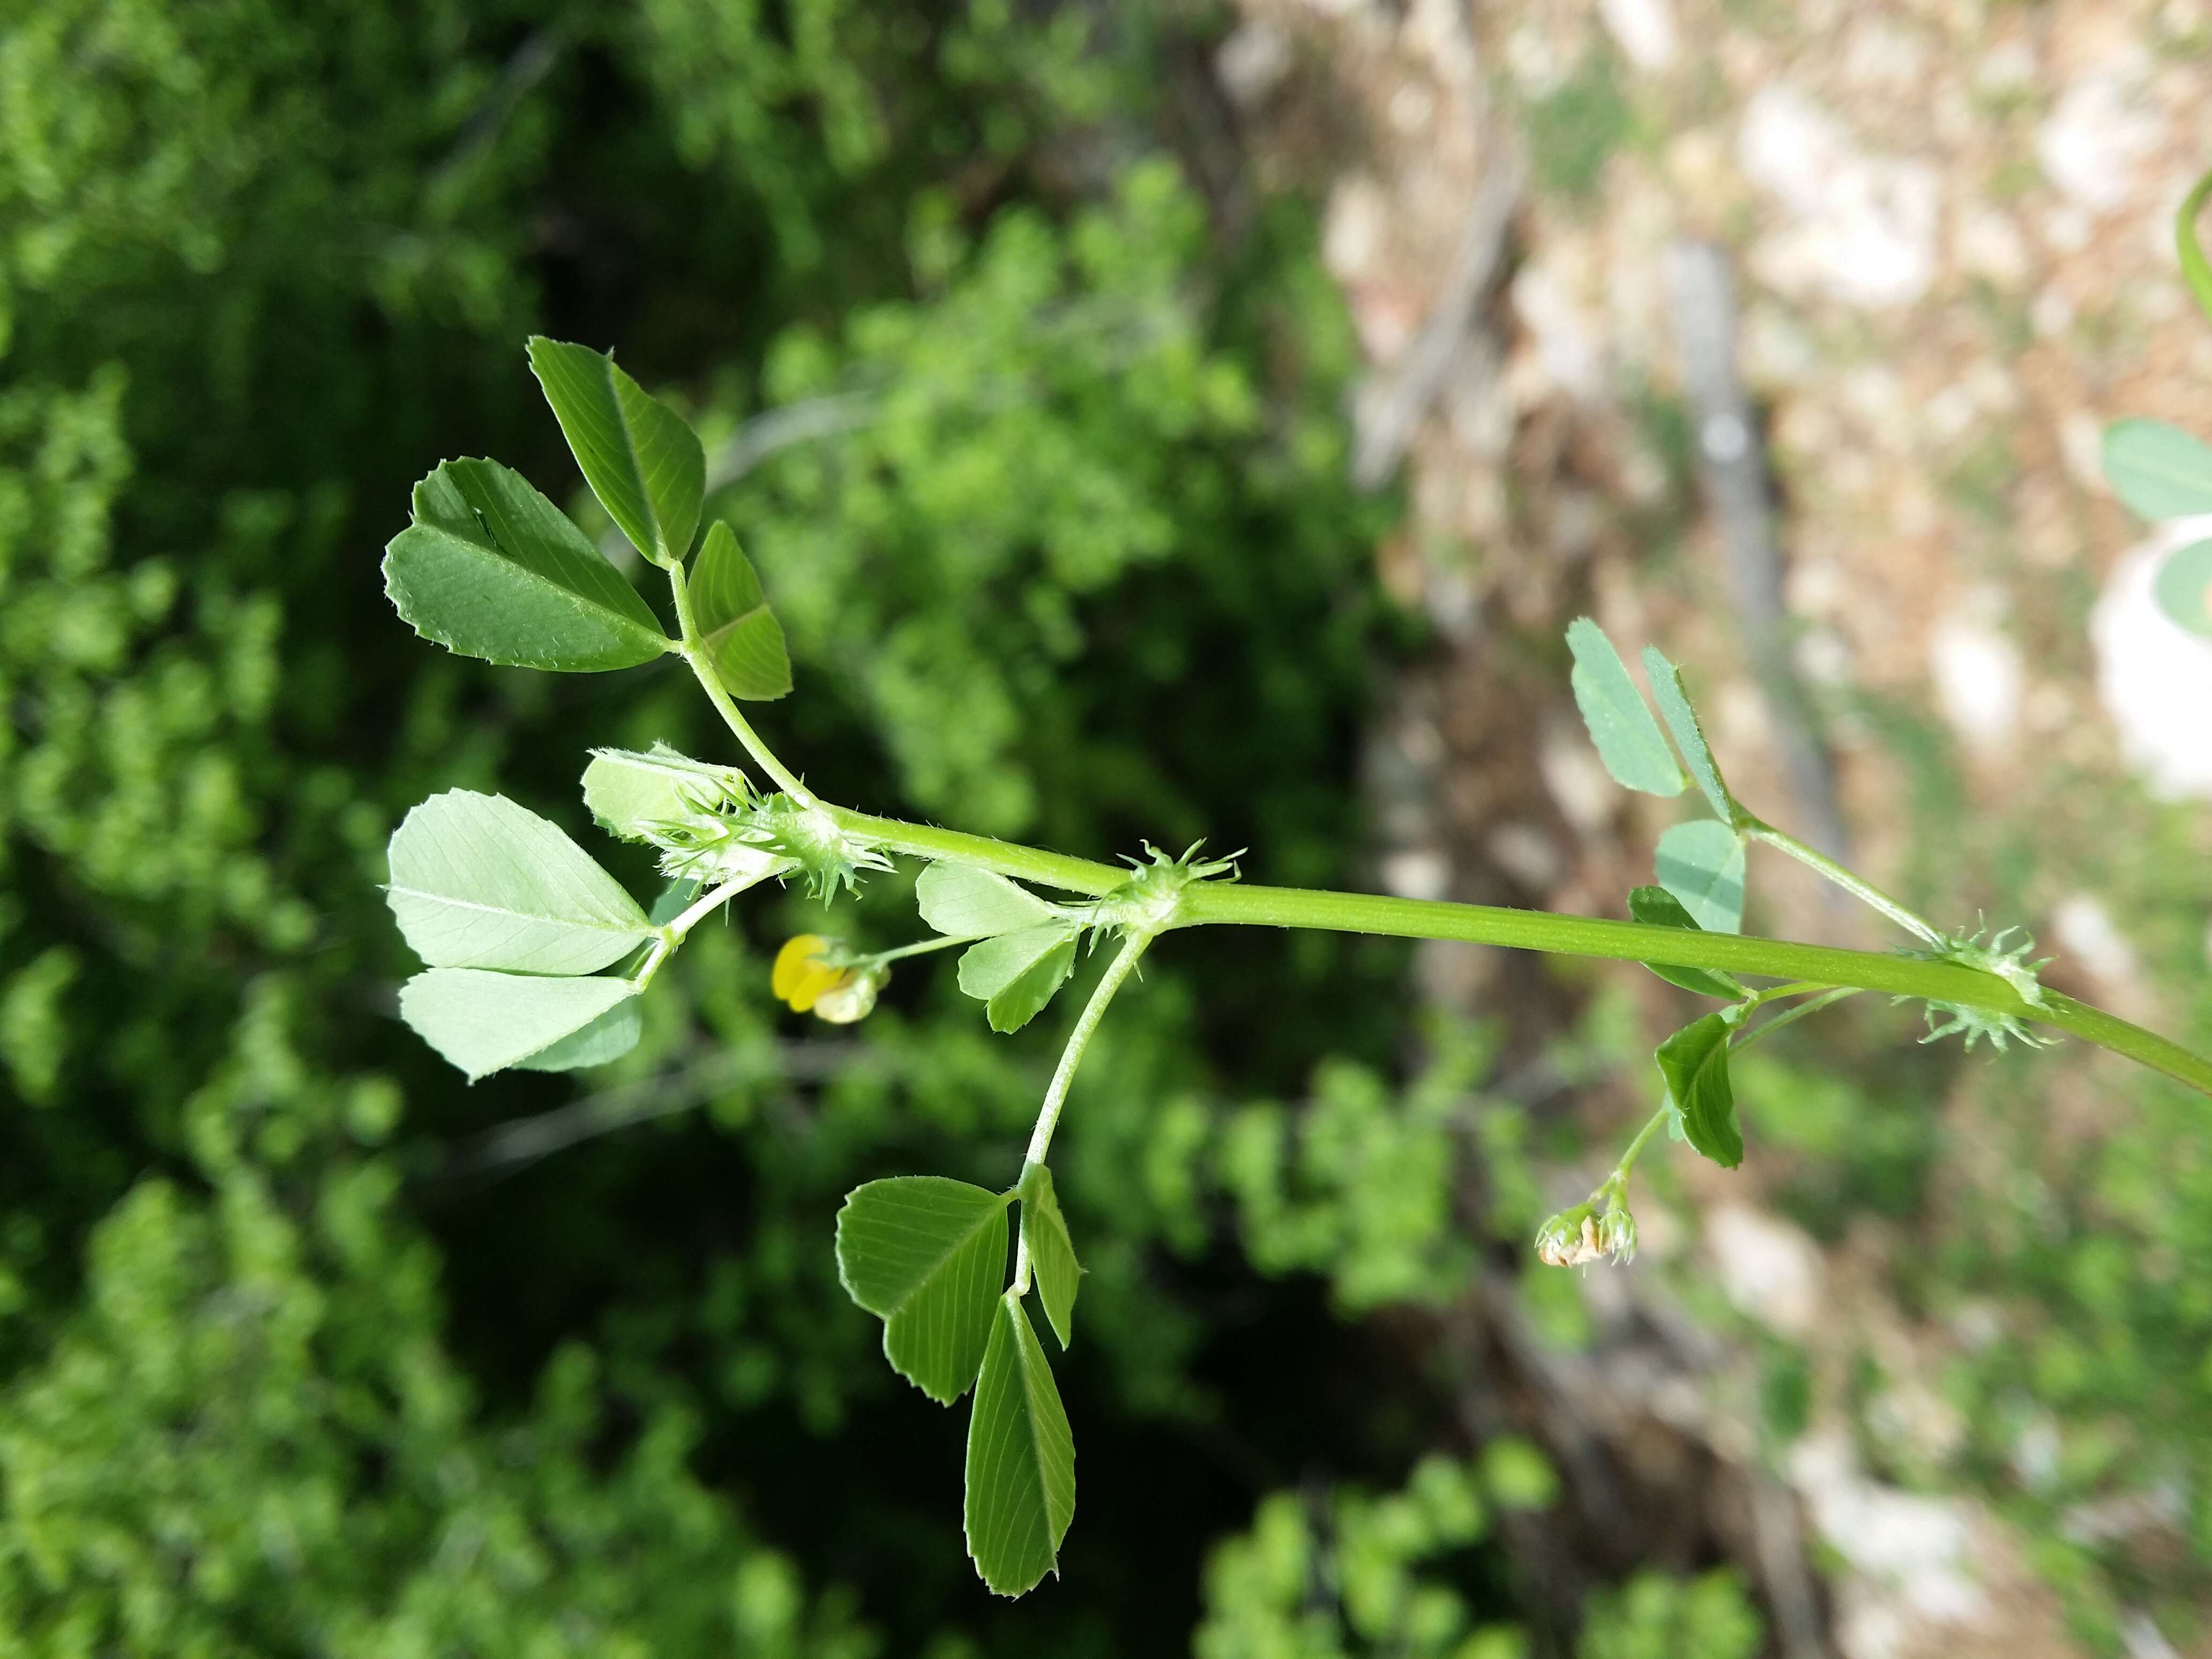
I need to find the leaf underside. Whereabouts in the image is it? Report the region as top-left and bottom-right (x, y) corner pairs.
(692, 522), (792, 699)
(958, 925), (1080, 1033)
(1655, 819), (1746, 935)
(383, 458), (671, 671)
(2103, 418), (2212, 521)
(835, 1177), (1010, 1404)
(1655, 1011), (1742, 1168)
(1565, 618), (1686, 797)
(1641, 648), (1733, 824)
(398, 969), (638, 1082)
(1019, 1164), (1082, 1349)
(918, 863), (1057, 939)
(965, 1294), (1077, 1597)
(1626, 885), (1745, 1000)
(386, 790), (654, 974)
(527, 336), (705, 566)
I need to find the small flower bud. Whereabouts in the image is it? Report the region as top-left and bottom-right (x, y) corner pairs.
(1533, 1203), (1604, 1268)
(1597, 1195), (1637, 1265)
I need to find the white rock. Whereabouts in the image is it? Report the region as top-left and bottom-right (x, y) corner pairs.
(1511, 265), (1604, 402)
(2052, 893), (2140, 987)
(2036, 51), (2163, 215)
(1930, 597), (2022, 752)
(2091, 526), (2212, 798)
(1598, 0), (1677, 72)
(1739, 86), (1941, 309)
(1216, 20), (1295, 110)
(1703, 1205), (1823, 1336)
(1791, 1431), (1990, 1653)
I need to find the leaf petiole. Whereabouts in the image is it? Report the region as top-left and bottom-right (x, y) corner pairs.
(667, 557), (816, 805)
(1740, 818), (1944, 946)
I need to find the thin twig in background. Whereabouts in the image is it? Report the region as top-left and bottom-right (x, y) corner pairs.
(1665, 240), (1853, 867)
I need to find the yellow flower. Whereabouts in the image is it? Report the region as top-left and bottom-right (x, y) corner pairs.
(772, 935), (888, 1023)
(773, 935), (852, 1013)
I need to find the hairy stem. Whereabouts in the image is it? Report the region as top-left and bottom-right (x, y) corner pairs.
(1172, 881), (2212, 1097)
(1605, 1106), (1671, 1192)
(667, 561), (817, 805)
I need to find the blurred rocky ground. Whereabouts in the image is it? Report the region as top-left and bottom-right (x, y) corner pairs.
(1205, 1), (2212, 1654)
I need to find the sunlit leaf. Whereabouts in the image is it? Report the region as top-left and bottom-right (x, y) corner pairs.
(580, 744), (745, 843)
(382, 458), (672, 671)
(918, 864), (1057, 938)
(1655, 1011), (1742, 1168)
(1642, 648), (1734, 824)
(691, 522), (791, 699)
(964, 1293), (1076, 1597)
(398, 969), (637, 1082)
(2154, 539), (2212, 638)
(527, 337), (705, 567)
(1655, 819), (1746, 935)
(1627, 885), (1746, 1000)
(835, 1177), (1010, 1404)
(2102, 419), (2212, 520)
(1565, 618), (1685, 797)
(958, 925), (1080, 1034)
(514, 997), (642, 1072)
(386, 790), (654, 974)
(1018, 1163), (1082, 1349)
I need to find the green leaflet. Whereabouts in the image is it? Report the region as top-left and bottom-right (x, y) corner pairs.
(2102, 420), (2212, 521)
(398, 969), (638, 1082)
(834, 1177), (1010, 1405)
(1655, 1011), (1742, 1168)
(1642, 648), (1735, 824)
(1018, 1163), (1082, 1349)
(965, 1292), (1077, 1597)
(1655, 819), (1746, 935)
(513, 997), (644, 1072)
(386, 790), (655, 975)
(691, 522), (792, 699)
(1565, 618), (1685, 797)
(958, 925), (1080, 1034)
(527, 337), (705, 567)
(2179, 166), (2212, 327)
(382, 458), (672, 671)
(918, 863), (1057, 938)
(2154, 540), (2212, 638)
(1626, 885), (1745, 1000)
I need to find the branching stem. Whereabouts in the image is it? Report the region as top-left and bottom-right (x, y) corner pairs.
(1742, 818), (1944, 946)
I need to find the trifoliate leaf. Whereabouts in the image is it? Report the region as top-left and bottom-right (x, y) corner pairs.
(1565, 618), (1686, 797)
(398, 969), (637, 1082)
(2154, 539), (2212, 638)
(386, 790), (655, 974)
(383, 459), (672, 671)
(1655, 1011), (1742, 1168)
(691, 522), (791, 699)
(1626, 885), (1746, 1000)
(959, 925), (1080, 1034)
(2104, 419), (2212, 521)
(1018, 1163), (1082, 1350)
(527, 337), (705, 567)
(918, 864), (1058, 939)
(835, 1177), (1010, 1405)
(965, 1293), (1077, 1597)
(1655, 819), (1746, 935)
(514, 996), (642, 1071)
(1641, 648), (1735, 824)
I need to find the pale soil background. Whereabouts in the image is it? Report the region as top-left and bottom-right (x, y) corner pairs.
(1210, 2), (2212, 1654)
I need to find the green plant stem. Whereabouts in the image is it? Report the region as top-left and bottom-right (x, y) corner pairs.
(666, 561), (817, 805)
(1173, 880), (2212, 1097)
(830, 808), (1126, 895)
(868, 935), (967, 966)
(1742, 819), (1944, 946)
(1010, 928), (1154, 1297)
(1734, 987), (1859, 1051)
(1604, 1107), (1670, 1192)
